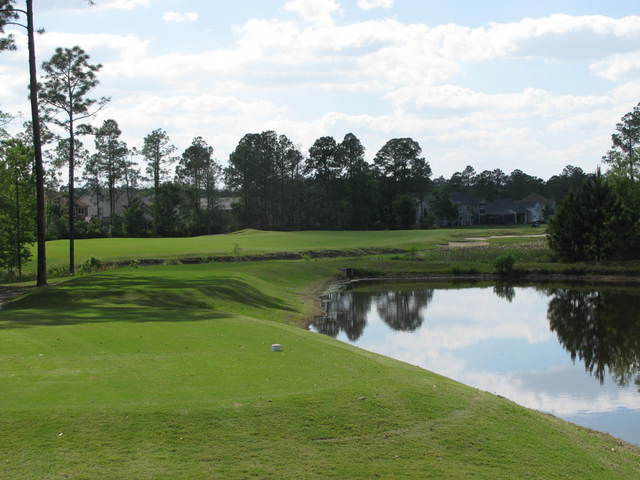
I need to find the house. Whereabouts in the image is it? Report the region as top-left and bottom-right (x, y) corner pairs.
(216, 196), (240, 211)
(416, 191), (552, 227)
(75, 191), (239, 222)
(481, 198), (544, 224)
(450, 192), (482, 226)
(200, 196), (240, 211)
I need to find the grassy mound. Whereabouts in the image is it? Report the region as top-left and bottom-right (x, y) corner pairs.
(1, 260), (638, 478)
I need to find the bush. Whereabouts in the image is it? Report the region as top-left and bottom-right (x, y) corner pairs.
(494, 254), (515, 275)
(79, 256), (102, 274)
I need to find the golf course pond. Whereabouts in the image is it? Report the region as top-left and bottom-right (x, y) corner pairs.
(310, 282), (640, 445)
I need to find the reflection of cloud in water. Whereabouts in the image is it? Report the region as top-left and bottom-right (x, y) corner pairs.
(365, 288), (552, 351)
(316, 284), (640, 445)
(458, 369), (640, 416)
(350, 287), (640, 419)
(367, 336), (640, 416)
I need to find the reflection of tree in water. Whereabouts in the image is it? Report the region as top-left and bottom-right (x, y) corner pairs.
(547, 289), (640, 388)
(312, 314), (340, 338)
(493, 284), (516, 303)
(313, 292), (372, 341)
(374, 289), (434, 331)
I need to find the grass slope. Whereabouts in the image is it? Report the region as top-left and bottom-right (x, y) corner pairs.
(1, 260), (639, 479)
(36, 226), (541, 271)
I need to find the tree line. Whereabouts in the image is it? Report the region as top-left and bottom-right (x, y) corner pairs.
(2, 4), (640, 280)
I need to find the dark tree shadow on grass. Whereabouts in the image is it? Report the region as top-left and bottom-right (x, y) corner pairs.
(0, 275), (295, 329)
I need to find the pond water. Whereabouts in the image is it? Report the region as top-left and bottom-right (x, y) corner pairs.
(309, 283), (640, 445)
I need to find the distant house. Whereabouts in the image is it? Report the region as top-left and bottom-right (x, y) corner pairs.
(450, 192), (482, 226)
(72, 200), (90, 220)
(416, 191), (552, 227)
(76, 191), (152, 221)
(216, 196), (240, 211)
(71, 191), (239, 222)
(481, 198), (544, 224)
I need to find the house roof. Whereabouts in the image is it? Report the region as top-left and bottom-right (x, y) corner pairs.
(450, 191), (481, 205)
(517, 193), (553, 206)
(484, 199), (530, 215)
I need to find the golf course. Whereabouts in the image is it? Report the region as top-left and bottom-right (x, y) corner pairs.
(2, 229), (640, 479)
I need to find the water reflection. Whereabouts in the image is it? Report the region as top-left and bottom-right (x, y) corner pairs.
(310, 283), (640, 445)
(315, 289), (434, 340)
(375, 289), (433, 331)
(493, 284), (516, 303)
(315, 293), (371, 341)
(546, 288), (640, 389)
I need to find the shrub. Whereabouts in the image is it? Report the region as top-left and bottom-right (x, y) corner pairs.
(79, 257), (102, 274)
(494, 254), (515, 275)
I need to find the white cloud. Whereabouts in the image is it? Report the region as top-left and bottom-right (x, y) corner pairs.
(357, 0), (393, 9)
(590, 50), (640, 80)
(283, 0), (342, 25)
(4, 11), (640, 178)
(162, 12), (199, 23)
(386, 85), (610, 113)
(97, 0), (150, 10)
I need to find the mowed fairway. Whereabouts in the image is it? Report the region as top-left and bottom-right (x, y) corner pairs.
(36, 226), (540, 271)
(1, 260), (639, 479)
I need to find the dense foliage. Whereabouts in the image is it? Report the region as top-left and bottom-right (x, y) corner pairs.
(0, 139), (35, 279)
(546, 101), (640, 262)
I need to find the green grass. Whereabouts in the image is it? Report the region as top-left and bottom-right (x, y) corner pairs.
(34, 226), (542, 271)
(1, 259), (639, 479)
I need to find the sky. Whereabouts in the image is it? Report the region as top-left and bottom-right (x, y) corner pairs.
(2, 0), (640, 180)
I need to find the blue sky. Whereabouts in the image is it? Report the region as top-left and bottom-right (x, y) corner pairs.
(3, 0), (640, 180)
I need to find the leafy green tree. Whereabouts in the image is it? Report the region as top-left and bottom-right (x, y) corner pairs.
(431, 190), (458, 227)
(505, 169), (545, 199)
(40, 45), (108, 273)
(304, 136), (339, 228)
(335, 133), (375, 229)
(273, 134), (303, 229)
(449, 165), (476, 192)
(226, 131), (297, 229)
(176, 137), (221, 234)
(155, 182), (186, 236)
(0, 138), (35, 280)
(374, 138), (425, 189)
(142, 129), (176, 235)
(603, 102), (640, 181)
(392, 194), (417, 229)
(374, 138), (428, 228)
(473, 169), (507, 200)
(545, 165), (587, 202)
(548, 169), (638, 261)
(93, 119), (127, 234)
(123, 196), (149, 237)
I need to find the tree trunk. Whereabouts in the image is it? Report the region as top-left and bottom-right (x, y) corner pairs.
(69, 119), (75, 275)
(15, 170), (21, 281)
(26, 0), (47, 286)
(154, 159), (159, 236)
